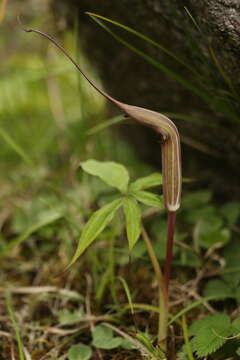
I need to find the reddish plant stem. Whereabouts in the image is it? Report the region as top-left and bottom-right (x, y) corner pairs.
(164, 211), (176, 292)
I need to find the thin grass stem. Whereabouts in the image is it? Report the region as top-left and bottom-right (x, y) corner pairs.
(5, 291), (25, 360)
(182, 315), (194, 360)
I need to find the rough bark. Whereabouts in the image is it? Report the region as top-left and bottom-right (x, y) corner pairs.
(51, 0), (240, 197)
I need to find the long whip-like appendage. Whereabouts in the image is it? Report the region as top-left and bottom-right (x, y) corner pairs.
(18, 18), (182, 214)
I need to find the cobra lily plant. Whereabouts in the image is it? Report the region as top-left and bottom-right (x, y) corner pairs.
(20, 19), (182, 354)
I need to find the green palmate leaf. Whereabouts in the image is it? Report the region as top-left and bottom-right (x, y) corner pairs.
(189, 314), (231, 336)
(123, 197), (142, 251)
(81, 159), (129, 193)
(130, 173), (162, 191)
(192, 326), (232, 357)
(68, 198), (122, 267)
(190, 314), (232, 357)
(132, 190), (163, 208)
(68, 344), (92, 360)
(92, 325), (123, 349)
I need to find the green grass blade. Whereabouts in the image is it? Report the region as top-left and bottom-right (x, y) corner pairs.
(182, 315), (194, 360)
(184, 7), (202, 33)
(123, 302), (181, 326)
(5, 291), (26, 360)
(88, 16), (209, 103)
(87, 115), (125, 136)
(127, 302), (160, 313)
(162, 112), (208, 125)
(118, 276), (134, 315)
(95, 267), (112, 302)
(0, 127), (34, 167)
(86, 12), (198, 75)
(169, 295), (224, 325)
(208, 45), (240, 102)
(0, 211), (62, 257)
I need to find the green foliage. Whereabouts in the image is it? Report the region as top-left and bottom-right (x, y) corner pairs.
(134, 332), (166, 359)
(2, 11), (240, 359)
(232, 318), (240, 335)
(220, 202), (240, 226)
(129, 173), (162, 191)
(86, 12), (193, 72)
(58, 309), (84, 325)
(68, 324), (134, 359)
(88, 14), (209, 102)
(181, 190), (212, 209)
(222, 243), (240, 289)
(118, 276), (134, 315)
(69, 160), (163, 266)
(92, 325), (123, 349)
(0, 210), (63, 257)
(201, 241), (240, 304)
(68, 198), (123, 266)
(189, 314), (240, 358)
(87, 12), (240, 126)
(199, 228), (230, 249)
(131, 190), (163, 207)
(135, 332), (156, 352)
(149, 218), (178, 261)
(68, 344), (92, 360)
(81, 159), (129, 193)
(180, 190), (234, 251)
(5, 292), (25, 360)
(189, 314), (230, 336)
(203, 279), (235, 300)
(123, 197), (141, 250)
(0, 127), (34, 167)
